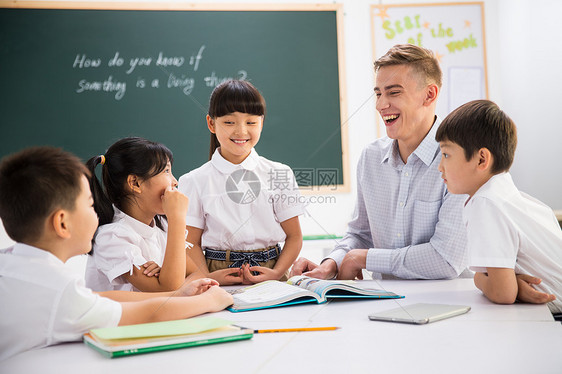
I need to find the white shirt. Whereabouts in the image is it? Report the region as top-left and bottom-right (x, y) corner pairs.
(85, 207), (168, 292)
(0, 243), (121, 361)
(327, 118), (468, 279)
(464, 172), (562, 314)
(178, 148), (305, 251)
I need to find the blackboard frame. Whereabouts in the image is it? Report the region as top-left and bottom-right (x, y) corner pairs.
(0, 1), (350, 193)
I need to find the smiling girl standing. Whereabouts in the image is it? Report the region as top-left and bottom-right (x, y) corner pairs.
(178, 80), (304, 285)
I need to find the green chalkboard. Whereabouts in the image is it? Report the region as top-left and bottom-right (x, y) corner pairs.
(0, 4), (348, 190)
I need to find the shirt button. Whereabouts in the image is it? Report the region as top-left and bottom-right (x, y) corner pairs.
(397, 233), (402, 238)
(404, 172), (409, 177)
(399, 202), (404, 207)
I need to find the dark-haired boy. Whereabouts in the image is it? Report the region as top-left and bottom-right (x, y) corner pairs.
(0, 147), (233, 361)
(436, 100), (562, 315)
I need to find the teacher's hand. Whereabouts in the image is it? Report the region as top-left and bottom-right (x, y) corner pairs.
(337, 249), (367, 280)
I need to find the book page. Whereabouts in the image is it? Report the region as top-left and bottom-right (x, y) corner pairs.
(287, 276), (355, 295)
(287, 276), (397, 298)
(232, 280), (318, 309)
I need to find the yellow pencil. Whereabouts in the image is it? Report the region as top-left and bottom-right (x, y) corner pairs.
(254, 327), (340, 333)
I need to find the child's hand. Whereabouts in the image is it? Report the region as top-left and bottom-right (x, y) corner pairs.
(516, 274), (556, 304)
(178, 278), (219, 296)
(290, 257), (337, 279)
(202, 285), (234, 311)
(161, 186), (189, 222)
(241, 264), (281, 284)
(211, 268), (244, 285)
(290, 257), (318, 277)
(142, 261), (161, 277)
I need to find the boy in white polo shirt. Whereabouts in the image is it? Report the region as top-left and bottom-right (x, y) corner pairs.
(436, 100), (562, 317)
(0, 147), (233, 361)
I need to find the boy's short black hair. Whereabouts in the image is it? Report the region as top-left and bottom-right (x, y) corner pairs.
(436, 100), (517, 174)
(0, 146), (90, 243)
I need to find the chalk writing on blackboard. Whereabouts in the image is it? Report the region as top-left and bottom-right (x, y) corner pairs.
(72, 45), (247, 100)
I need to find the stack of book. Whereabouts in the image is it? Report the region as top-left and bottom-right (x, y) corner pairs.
(84, 316), (253, 358)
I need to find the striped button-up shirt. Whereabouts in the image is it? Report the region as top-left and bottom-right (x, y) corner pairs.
(327, 117), (468, 279)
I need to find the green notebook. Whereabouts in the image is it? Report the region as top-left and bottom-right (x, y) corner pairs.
(83, 316), (253, 358)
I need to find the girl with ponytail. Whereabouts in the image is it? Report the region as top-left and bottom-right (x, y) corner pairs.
(84, 137), (194, 292)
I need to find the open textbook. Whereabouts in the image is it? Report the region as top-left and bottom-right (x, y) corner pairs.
(228, 275), (403, 312)
(83, 316), (253, 358)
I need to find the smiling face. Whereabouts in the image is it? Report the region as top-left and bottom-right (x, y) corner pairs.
(438, 140), (484, 197)
(207, 112), (263, 164)
(137, 161), (177, 215)
(375, 65), (437, 154)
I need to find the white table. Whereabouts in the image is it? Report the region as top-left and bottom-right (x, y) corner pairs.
(3, 279), (562, 374)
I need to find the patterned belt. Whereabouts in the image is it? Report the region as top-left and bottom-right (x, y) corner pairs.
(204, 244), (281, 268)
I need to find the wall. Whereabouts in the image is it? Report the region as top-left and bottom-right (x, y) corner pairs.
(1, 0), (560, 249)
(496, 0), (562, 211)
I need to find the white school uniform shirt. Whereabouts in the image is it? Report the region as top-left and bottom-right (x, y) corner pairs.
(0, 243), (121, 361)
(178, 148), (305, 251)
(85, 206), (167, 292)
(464, 172), (562, 314)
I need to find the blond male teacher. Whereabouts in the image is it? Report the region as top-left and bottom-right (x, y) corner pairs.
(292, 44), (468, 280)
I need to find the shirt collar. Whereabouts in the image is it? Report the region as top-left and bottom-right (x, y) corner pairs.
(381, 116), (440, 167)
(112, 206), (159, 239)
(413, 116), (441, 166)
(12, 242), (64, 266)
(472, 172), (514, 200)
(211, 147), (259, 174)
(380, 140), (402, 169)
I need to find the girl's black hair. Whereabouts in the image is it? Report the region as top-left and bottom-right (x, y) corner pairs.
(86, 137), (173, 234)
(207, 80), (266, 159)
